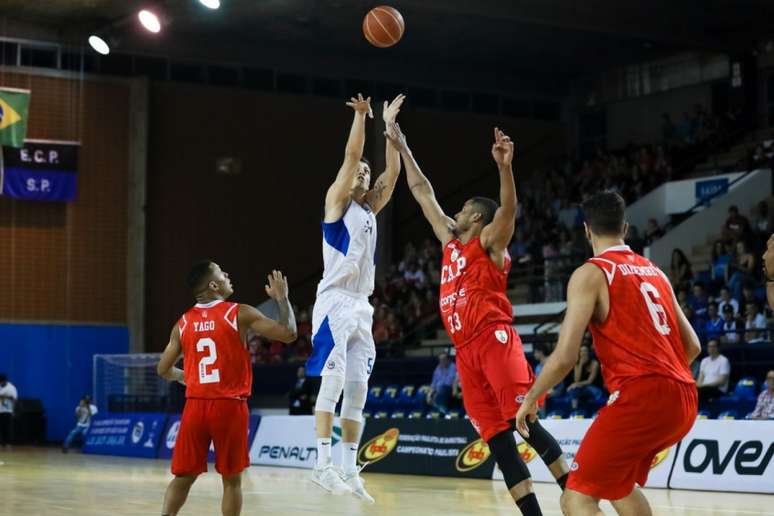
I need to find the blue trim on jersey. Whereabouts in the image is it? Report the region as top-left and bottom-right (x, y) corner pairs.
(306, 316), (335, 376)
(322, 219), (350, 256)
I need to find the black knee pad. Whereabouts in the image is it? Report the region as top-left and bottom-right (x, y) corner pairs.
(520, 418), (563, 465)
(487, 429), (531, 490)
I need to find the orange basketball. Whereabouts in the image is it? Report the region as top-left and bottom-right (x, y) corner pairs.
(363, 6), (405, 48)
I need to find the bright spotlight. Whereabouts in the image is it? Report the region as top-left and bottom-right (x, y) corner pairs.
(88, 35), (110, 55)
(138, 10), (162, 33)
(199, 0), (220, 9)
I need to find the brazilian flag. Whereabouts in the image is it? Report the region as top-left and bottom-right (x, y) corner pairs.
(0, 88), (30, 148)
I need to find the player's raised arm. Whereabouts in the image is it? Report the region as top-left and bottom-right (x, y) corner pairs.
(480, 128), (517, 253)
(385, 121), (455, 244)
(366, 94), (405, 215)
(238, 270), (298, 343)
(516, 263), (603, 437)
(325, 94), (373, 222)
(157, 324), (185, 385)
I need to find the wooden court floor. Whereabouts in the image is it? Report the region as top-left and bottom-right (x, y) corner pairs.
(0, 447), (771, 515)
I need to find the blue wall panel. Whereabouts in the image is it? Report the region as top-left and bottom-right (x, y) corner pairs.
(0, 323), (128, 441)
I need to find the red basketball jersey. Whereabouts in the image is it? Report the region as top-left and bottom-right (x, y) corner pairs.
(439, 236), (514, 347)
(177, 300), (252, 400)
(586, 245), (694, 392)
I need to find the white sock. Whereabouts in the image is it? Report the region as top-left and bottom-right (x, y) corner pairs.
(316, 437), (332, 468)
(342, 442), (359, 474)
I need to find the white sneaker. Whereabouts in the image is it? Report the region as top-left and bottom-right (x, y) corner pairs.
(340, 468), (375, 504)
(311, 464), (352, 495)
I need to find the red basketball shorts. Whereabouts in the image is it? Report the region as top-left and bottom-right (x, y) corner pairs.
(456, 324), (537, 442)
(171, 398), (250, 477)
(567, 375), (697, 500)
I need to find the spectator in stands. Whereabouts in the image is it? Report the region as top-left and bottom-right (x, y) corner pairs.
(751, 370), (774, 420)
(710, 241), (734, 289)
(288, 366), (315, 415)
(751, 201), (771, 241)
(427, 353), (457, 414)
(62, 395), (98, 453)
(403, 261), (426, 286)
(533, 345), (548, 376)
(451, 375), (463, 412)
(626, 225), (645, 255)
(704, 303), (724, 342)
(0, 374), (17, 448)
(644, 218), (665, 246)
(669, 248), (693, 289)
(717, 287), (740, 316)
(728, 240), (757, 300)
(696, 340), (730, 406)
(720, 304), (743, 344)
(722, 205), (750, 243)
(743, 302), (768, 343)
(567, 345), (604, 411)
(689, 283), (710, 324)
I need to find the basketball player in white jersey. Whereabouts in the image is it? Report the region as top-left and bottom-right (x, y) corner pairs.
(307, 93), (404, 502)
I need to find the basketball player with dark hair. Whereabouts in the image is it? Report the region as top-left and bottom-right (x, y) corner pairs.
(308, 93), (404, 502)
(386, 123), (569, 516)
(516, 191), (700, 516)
(157, 261), (297, 516)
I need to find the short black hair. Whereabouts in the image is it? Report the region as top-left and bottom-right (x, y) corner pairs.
(187, 260), (214, 293)
(582, 192), (626, 237)
(729, 205), (739, 214)
(359, 157), (371, 170)
(469, 196), (498, 225)
(0, 374), (6, 383)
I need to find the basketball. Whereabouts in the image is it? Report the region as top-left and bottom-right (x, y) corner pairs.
(362, 6), (405, 48)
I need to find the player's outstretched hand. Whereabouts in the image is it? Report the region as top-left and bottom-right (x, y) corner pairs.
(491, 127), (514, 167)
(384, 122), (408, 153)
(265, 270), (289, 301)
(514, 397), (539, 438)
(346, 93), (373, 119)
(382, 93), (406, 125)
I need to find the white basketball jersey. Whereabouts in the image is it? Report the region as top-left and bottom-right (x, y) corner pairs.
(317, 201), (378, 297)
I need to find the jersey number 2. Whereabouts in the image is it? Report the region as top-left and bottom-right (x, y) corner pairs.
(196, 338), (221, 384)
(640, 282), (671, 335)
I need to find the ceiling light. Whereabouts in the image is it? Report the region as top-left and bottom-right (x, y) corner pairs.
(88, 35), (110, 55)
(138, 10), (162, 33)
(199, 0), (220, 9)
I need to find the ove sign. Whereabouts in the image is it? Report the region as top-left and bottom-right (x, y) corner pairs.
(671, 420), (774, 493)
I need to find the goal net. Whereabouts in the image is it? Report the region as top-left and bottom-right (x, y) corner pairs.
(93, 353), (173, 413)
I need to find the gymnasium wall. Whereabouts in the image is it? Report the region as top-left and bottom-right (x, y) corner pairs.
(0, 323), (128, 441)
(0, 71), (130, 323)
(145, 82), (564, 351)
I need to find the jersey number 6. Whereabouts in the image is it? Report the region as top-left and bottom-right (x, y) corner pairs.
(196, 337), (221, 384)
(640, 282), (671, 336)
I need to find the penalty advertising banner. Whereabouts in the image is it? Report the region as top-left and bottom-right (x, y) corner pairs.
(158, 414), (261, 461)
(83, 413), (167, 458)
(493, 419), (676, 489)
(249, 415), (346, 469)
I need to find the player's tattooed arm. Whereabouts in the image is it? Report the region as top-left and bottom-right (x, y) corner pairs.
(480, 128), (517, 258)
(157, 324), (185, 385)
(516, 264), (602, 437)
(326, 94), (373, 222)
(385, 121), (455, 245)
(367, 94), (405, 214)
(239, 270), (298, 343)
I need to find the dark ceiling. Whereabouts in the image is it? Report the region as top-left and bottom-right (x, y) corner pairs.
(1, 0), (773, 84)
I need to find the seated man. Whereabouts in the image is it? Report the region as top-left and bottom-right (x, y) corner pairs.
(62, 396), (98, 452)
(696, 340), (730, 407)
(751, 370), (774, 420)
(427, 353), (456, 413)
